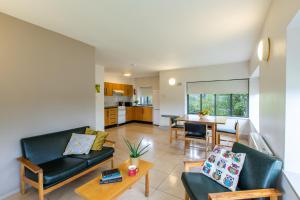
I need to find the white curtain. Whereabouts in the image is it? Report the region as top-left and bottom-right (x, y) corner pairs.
(187, 79), (248, 94)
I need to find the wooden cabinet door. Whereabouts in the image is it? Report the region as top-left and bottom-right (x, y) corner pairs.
(104, 82), (113, 96)
(104, 109), (110, 126)
(142, 107), (153, 122)
(127, 85), (133, 96)
(134, 107), (143, 121)
(126, 107), (133, 121)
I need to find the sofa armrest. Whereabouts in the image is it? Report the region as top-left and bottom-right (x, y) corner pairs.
(208, 188), (282, 200)
(104, 139), (116, 148)
(184, 160), (205, 172)
(17, 157), (42, 174)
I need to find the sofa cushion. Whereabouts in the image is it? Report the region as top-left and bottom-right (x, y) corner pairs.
(21, 126), (89, 164)
(201, 146), (246, 191)
(217, 127), (236, 134)
(69, 147), (114, 166)
(181, 172), (230, 200)
(25, 157), (87, 188)
(232, 143), (283, 190)
(63, 133), (96, 155)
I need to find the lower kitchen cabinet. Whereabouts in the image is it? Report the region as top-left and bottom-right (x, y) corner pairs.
(142, 107), (153, 122)
(105, 108), (118, 126)
(126, 107), (134, 122)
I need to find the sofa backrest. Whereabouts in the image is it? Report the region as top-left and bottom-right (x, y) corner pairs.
(21, 126), (88, 165)
(232, 142), (282, 191)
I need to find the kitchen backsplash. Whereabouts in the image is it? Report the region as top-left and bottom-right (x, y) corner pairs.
(104, 96), (132, 107)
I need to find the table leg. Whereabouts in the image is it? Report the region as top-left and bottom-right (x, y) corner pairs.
(211, 124), (216, 148)
(145, 172), (149, 197)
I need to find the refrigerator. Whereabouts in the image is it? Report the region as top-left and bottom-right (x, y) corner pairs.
(152, 90), (160, 125)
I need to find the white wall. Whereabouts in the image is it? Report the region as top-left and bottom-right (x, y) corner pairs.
(249, 68), (260, 132)
(0, 13), (95, 198)
(159, 61), (250, 136)
(104, 72), (134, 84)
(285, 14), (300, 174)
(96, 65), (105, 131)
(248, 0), (300, 199)
(134, 76), (159, 98)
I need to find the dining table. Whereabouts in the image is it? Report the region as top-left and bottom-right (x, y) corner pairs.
(176, 114), (227, 148)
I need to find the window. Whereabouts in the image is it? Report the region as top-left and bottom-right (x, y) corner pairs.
(187, 94), (248, 117)
(139, 96), (152, 105)
(186, 79), (249, 117)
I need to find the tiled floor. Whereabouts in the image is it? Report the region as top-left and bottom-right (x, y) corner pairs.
(7, 123), (247, 200)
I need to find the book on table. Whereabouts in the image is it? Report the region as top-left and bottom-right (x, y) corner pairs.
(100, 168), (122, 184)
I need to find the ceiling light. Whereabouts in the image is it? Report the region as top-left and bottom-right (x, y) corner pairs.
(123, 73), (131, 77)
(169, 78), (176, 86)
(257, 38), (270, 62)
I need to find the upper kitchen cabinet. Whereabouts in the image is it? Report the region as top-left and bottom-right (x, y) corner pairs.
(104, 82), (133, 97)
(104, 82), (113, 96)
(124, 84), (133, 97)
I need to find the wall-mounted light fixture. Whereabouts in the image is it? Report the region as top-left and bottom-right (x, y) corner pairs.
(123, 73), (131, 77)
(257, 38), (271, 62)
(168, 78), (176, 86)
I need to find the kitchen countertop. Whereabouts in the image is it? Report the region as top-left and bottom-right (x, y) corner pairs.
(104, 106), (118, 109)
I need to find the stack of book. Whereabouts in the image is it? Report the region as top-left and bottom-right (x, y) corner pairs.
(100, 168), (122, 184)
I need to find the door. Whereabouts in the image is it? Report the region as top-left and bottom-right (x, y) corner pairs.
(142, 107), (153, 122)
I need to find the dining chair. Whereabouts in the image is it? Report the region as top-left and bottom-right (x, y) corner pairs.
(169, 116), (184, 144)
(184, 122), (211, 158)
(216, 120), (239, 146)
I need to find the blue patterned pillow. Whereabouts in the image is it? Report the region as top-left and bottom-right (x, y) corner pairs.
(201, 146), (246, 191)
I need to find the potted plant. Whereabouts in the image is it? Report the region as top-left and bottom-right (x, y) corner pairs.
(123, 137), (150, 168)
(199, 109), (209, 119)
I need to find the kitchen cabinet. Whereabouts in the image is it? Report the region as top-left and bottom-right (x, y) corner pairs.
(142, 107), (153, 122)
(105, 107), (118, 126)
(131, 106), (153, 122)
(104, 82), (113, 96)
(134, 107), (143, 121)
(124, 84), (133, 97)
(104, 82), (133, 97)
(126, 107), (134, 122)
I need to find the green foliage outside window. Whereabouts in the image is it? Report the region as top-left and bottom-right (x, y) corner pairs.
(187, 93), (248, 117)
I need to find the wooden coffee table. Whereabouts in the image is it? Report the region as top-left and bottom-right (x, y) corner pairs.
(75, 159), (154, 200)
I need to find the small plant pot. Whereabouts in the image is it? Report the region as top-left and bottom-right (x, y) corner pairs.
(199, 114), (208, 119)
(130, 157), (139, 168)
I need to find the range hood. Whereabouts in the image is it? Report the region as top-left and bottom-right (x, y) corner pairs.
(112, 90), (124, 96)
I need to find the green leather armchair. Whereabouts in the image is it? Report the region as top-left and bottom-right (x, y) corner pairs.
(181, 142), (283, 200)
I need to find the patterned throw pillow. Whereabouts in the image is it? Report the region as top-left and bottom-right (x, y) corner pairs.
(201, 146), (246, 191)
(63, 133), (96, 155)
(85, 128), (109, 151)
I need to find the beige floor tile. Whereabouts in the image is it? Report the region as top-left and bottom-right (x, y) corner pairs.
(138, 169), (169, 189)
(157, 174), (186, 199)
(149, 190), (182, 200)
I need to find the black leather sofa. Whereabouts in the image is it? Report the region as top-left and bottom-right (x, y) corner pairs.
(182, 142), (283, 200)
(18, 126), (115, 200)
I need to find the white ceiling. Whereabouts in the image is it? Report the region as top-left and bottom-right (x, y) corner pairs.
(0, 0), (271, 77)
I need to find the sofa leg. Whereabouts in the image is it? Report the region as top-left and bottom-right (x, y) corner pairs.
(111, 159), (114, 169)
(185, 192), (189, 200)
(20, 164), (26, 194)
(38, 172), (44, 200)
(270, 196), (278, 200)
